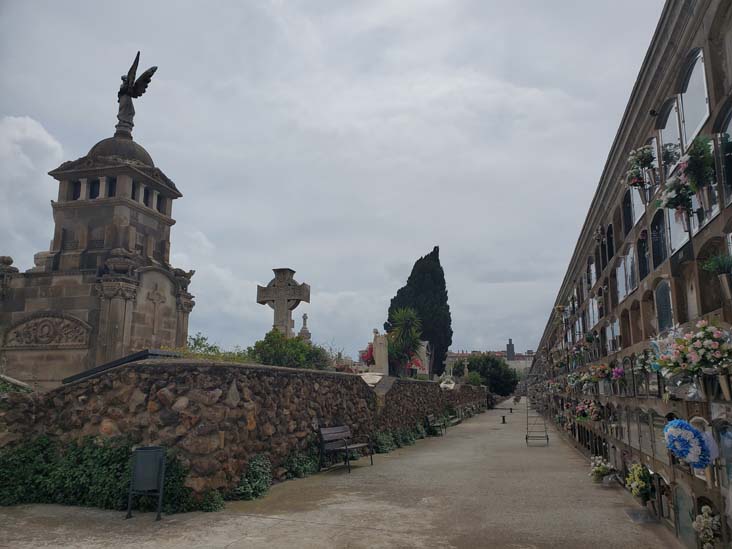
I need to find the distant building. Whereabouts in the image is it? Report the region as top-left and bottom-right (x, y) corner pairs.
(444, 341), (534, 378)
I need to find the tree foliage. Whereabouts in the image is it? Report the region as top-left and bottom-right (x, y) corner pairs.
(385, 246), (452, 375)
(247, 330), (331, 370)
(386, 307), (422, 376)
(452, 360), (466, 378)
(466, 353), (519, 396)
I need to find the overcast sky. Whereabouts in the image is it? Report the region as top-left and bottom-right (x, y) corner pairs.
(0, 0), (664, 359)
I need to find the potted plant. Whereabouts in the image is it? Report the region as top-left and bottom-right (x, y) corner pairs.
(625, 463), (653, 505)
(589, 455), (614, 483)
(656, 320), (732, 401)
(702, 254), (732, 303)
(611, 365), (625, 395)
(692, 505), (721, 549)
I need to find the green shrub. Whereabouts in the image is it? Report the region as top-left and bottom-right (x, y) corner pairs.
(284, 442), (320, 479)
(702, 254), (732, 275)
(0, 378), (31, 394)
(0, 436), (216, 514)
(199, 490), (225, 512)
(414, 423), (426, 439)
(229, 455), (272, 500)
(373, 431), (396, 453)
(394, 429), (416, 447)
(466, 371), (482, 386)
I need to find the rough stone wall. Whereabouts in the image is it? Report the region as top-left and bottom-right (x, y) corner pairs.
(0, 359), (487, 494)
(443, 384), (489, 410)
(375, 378), (445, 432)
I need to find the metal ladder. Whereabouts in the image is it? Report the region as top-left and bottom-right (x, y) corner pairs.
(525, 396), (549, 446)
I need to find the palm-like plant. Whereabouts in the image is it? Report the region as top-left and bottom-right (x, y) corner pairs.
(386, 307), (422, 376)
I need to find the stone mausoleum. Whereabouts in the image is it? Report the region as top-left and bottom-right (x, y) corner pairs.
(0, 72), (194, 389)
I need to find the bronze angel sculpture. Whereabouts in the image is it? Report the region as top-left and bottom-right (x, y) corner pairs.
(115, 51), (157, 137)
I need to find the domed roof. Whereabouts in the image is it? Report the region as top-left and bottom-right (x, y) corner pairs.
(87, 136), (154, 167)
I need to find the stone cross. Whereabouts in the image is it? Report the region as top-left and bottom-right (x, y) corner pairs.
(257, 268), (310, 338)
(147, 283), (166, 336)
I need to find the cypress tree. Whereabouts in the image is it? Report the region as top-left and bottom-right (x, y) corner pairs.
(384, 246), (452, 376)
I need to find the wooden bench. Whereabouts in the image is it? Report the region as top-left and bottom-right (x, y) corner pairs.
(318, 425), (373, 473)
(425, 414), (448, 436)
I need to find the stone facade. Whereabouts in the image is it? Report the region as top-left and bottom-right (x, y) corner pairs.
(0, 131), (194, 390)
(529, 2), (732, 545)
(0, 359), (487, 493)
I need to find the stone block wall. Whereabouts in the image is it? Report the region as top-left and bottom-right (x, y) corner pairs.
(0, 359), (487, 494)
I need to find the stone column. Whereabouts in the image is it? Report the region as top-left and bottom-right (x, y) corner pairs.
(117, 174), (133, 198)
(175, 293), (195, 348)
(138, 184), (146, 205)
(152, 190), (159, 212)
(57, 180), (69, 202)
(95, 281), (138, 364)
(99, 176), (108, 198)
(79, 178), (89, 200)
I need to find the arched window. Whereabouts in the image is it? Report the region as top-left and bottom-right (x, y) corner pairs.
(651, 210), (667, 268)
(606, 225), (615, 259)
(719, 111), (732, 205)
(680, 51), (709, 146)
(667, 207), (689, 254)
(586, 257), (596, 288)
(639, 410), (654, 457)
(716, 421), (732, 493)
(622, 191), (633, 236)
(654, 280), (673, 333)
(626, 247), (637, 293)
(637, 232), (650, 280)
(674, 486), (697, 547)
(658, 99), (682, 176)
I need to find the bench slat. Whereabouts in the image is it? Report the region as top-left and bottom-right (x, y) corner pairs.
(320, 427), (352, 442)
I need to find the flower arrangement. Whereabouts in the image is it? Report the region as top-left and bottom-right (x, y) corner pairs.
(574, 400), (589, 421)
(663, 419), (711, 469)
(659, 168), (694, 212)
(574, 399), (600, 421)
(587, 400), (602, 421)
(656, 320), (732, 376)
(408, 355), (425, 373)
(360, 343), (375, 366)
(692, 505), (721, 549)
(633, 348), (657, 373)
(611, 366), (625, 381)
(590, 363), (610, 380)
(589, 455), (614, 482)
(625, 463), (653, 500)
(626, 145), (655, 188)
(566, 373), (580, 388)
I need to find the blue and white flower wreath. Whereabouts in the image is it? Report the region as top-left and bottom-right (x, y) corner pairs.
(663, 419), (711, 469)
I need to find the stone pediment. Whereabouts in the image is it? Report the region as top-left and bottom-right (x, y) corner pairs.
(2, 312), (91, 350)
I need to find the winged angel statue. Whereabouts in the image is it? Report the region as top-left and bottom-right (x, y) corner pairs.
(115, 51), (157, 137)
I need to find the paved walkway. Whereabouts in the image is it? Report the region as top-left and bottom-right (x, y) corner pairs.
(1, 399), (680, 549)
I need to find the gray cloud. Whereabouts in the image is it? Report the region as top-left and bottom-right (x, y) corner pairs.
(0, 0), (664, 357)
